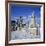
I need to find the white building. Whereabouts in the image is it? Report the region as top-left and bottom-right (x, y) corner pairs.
(28, 12), (37, 36)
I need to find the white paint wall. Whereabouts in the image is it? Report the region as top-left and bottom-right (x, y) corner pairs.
(0, 0), (46, 46)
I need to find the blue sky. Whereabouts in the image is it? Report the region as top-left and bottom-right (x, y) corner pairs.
(10, 4), (41, 25)
(10, 4), (41, 18)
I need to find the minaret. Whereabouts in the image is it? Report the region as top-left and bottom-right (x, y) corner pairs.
(29, 11), (37, 36)
(30, 11), (36, 28)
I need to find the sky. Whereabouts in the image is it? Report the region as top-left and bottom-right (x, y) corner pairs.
(10, 4), (41, 25)
(10, 4), (41, 18)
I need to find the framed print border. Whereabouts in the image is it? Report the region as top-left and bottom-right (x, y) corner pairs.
(5, 1), (45, 46)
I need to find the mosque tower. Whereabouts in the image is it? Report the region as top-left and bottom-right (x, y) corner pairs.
(29, 11), (37, 36)
(30, 11), (36, 28)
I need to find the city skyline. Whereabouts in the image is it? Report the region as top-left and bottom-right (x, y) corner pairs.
(10, 4), (41, 25)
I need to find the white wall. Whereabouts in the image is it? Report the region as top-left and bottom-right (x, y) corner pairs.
(0, 0), (46, 46)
